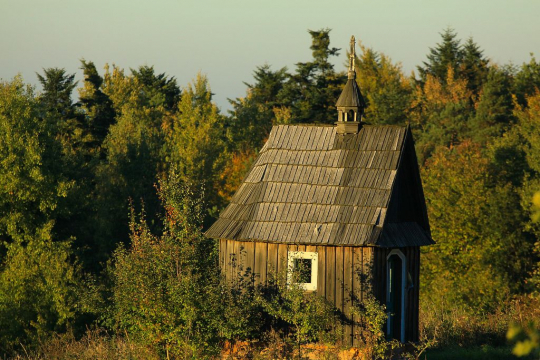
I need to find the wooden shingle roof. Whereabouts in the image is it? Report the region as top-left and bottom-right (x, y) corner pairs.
(206, 124), (434, 247)
(336, 78), (366, 109)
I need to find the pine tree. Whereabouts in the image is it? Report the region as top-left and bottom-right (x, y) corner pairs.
(418, 28), (463, 84)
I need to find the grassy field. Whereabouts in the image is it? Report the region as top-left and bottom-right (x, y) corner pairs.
(425, 345), (517, 360)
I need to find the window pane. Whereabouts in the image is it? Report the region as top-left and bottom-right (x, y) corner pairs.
(294, 258), (312, 283)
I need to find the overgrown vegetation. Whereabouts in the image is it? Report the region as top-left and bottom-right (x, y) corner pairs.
(1, 28), (540, 358)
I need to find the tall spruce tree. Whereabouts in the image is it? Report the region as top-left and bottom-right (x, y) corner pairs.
(279, 29), (345, 124)
(37, 68), (78, 118)
(460, 37), (489, 94)
(418, 28), (463, 84)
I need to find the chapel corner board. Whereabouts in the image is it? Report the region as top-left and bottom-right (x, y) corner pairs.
(205, 36), (434, 346)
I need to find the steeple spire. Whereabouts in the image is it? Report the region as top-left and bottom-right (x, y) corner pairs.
(348, 36), (356, 79)
(335, 35), (366, 134)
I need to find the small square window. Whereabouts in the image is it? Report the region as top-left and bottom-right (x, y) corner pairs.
(287, 251), (318, 291)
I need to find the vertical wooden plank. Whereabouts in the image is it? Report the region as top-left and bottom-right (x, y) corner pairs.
(335, 246), (345, 331)
(363, 247), (372, 300)
(305, 245), (318, 293)
(219, 239), (225, 277)
(255, 242), (268, 285)
(230, 240), (238, 284)
(343, 247), (353, 346)
(278, 243), (288, 279)
(317, 246), (326, 298)
(326, 246), (336, 308)
(414, 247), (420, 342)
(267, 243), (279, 282)
(409, 247), (415, 342)
(352, 247), (363, 347)
(244, 241), (256, 281)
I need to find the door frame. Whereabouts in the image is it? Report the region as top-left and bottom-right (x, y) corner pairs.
(386, 249), (406, 342)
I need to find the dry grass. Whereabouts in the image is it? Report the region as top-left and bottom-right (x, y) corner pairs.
(420, 294), (540, 348)
(9, 328), (159, 360)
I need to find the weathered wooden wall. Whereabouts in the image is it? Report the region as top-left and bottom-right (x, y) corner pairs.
(220, 240), (419, 345)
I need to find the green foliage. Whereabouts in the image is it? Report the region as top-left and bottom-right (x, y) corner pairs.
(418, 28), (464, 85)
(420, 142), (534, 311)
(471, 66), (514, 143)
(350, 294), (397, 359)
(258, 272), (338, 351)
(355, 43), (412, 125)
(0, 238), (82, 353)
(228, 65), (288, 151)
(131, 65), (181, 111)
(0, 77), (72, 246)
(37, 68), (78, 118)
(111, 176), (223, 358)
(460, 37), (489, 94)
(79, 60), (116, 150)
(91, 65), (171, 259)
(411, 67), (474, 161)
(351, 294), (435, 360)
(508, 322), (540, 358)
(513, 55), (540, 107)
(278, 29), (345, 124)
(165, 73), (228, 220)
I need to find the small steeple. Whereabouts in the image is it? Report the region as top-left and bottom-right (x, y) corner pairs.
(336, 36), (366, 134)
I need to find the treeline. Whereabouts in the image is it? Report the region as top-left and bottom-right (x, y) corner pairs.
(0, 28), (540, 356)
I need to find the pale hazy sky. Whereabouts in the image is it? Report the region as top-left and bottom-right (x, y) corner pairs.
(1, 0), (539, 111)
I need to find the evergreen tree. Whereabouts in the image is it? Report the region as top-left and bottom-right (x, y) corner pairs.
(460, 37), (489, 94)
(79, 60), (116, 152)
(36, 68), (93, 260)
(228, 65), (288, 151)
(278, 29), (345, 124)
(91, 66), (168, 260)
(131, 65), (181, 111)
(410, 68), (473, 162)
(37, 68), (78, 118)
(418, 28), (463, 84)
(471, 66), (514, 143)
(513, 55), (540, 106)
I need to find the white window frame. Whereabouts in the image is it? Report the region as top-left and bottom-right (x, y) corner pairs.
(287, 251), (318, 291)
(386, 249), (407, 343)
